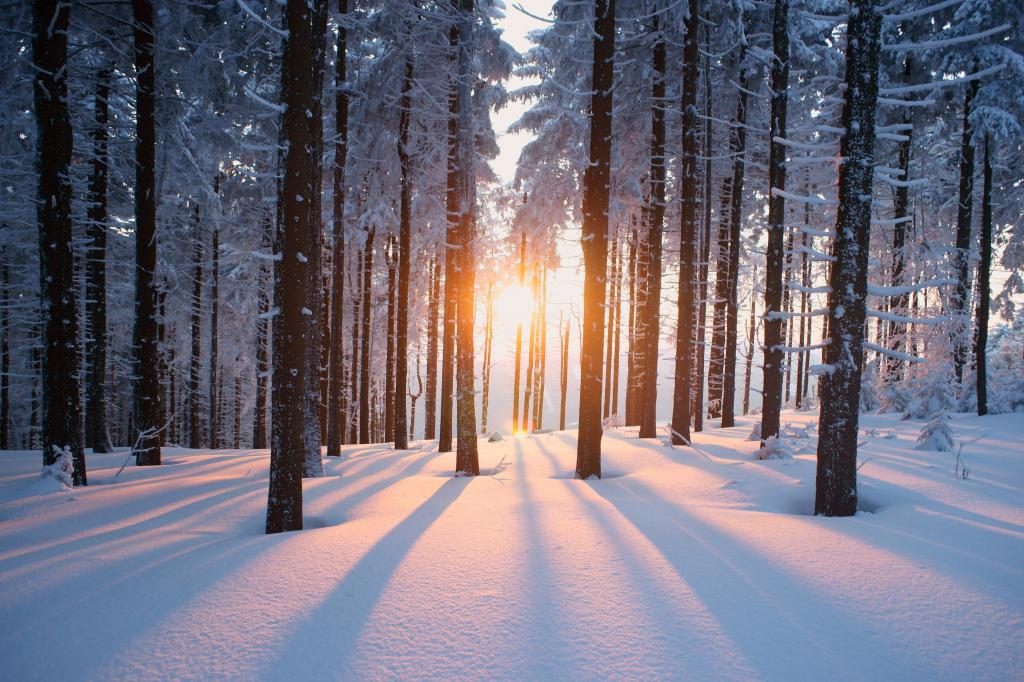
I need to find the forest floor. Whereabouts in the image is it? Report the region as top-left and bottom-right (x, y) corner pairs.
(0, 410), (1021, 681)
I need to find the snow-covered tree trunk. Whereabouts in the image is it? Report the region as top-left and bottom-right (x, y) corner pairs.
(35, 0), (85, 483)
(424, 254), (440, 440)
(815, 0), (882, 518)
(670, 0), (700, 446)
(85, 65), (112, 454)
(576, 0), (616, 479)
(693, 36), (713, 434)
(131, 0), (161, 468)
(952, 80), (979, 385)
(209, 220), (220, 449)
(359, 228), (374, 444)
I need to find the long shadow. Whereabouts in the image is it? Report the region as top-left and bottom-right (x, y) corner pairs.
(582, 474), (933, 679)
(265, 477), (468, 679)
(302, 448), (439, 524)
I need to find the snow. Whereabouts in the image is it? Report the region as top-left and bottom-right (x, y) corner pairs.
(1, 410), (1022, 681)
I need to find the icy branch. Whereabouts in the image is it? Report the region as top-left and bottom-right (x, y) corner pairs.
(863, 342), (923, 363)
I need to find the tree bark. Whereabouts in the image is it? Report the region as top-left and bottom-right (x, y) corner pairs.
(209, 220), (220, 449)
(560, 313), (569, 430)
(743, 282), (756, 416)
(480, 282), (494, 434)
(576, 0), (615, 479)
(720, 56), (751, 429)
(85, 66), (113, 454)
(359, 227), (374, 444)
(131, 0), (161, 467)
(952, 79), (979, 385)
(424, 253), (440, 440)
(394, 56), (413, 450)
(385, 234), (397, 442)
(815, 0), (882, 517)
(670, 0), (699, 445)
(974, 135), (991, 416)
(640, 25), (666, 439)
(438, 18), (459, 453)
(326, 0), (350, 456)
(253, 212), (271, 450)
(0, 256), (8, 450)
(268, 0), (320, 533)
(34, 0), (85, 481)
(760, 0), (789, 440)
(511, 231), (526, 432)
(188, 206), (203, 449)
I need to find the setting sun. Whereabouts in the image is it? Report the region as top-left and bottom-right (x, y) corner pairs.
(494, 282), (535, 329)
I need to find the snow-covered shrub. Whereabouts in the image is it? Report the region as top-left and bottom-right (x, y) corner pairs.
(756, 436), (794, 460)
(41, 444), (75, 488)
(859, 362), (880, 412)
(916, 412), (954, 452)
(904, 367), (956, 420)
(747, 422), (762, 442)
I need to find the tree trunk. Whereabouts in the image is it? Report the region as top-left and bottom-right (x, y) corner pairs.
(480, 282), (494, 434)
(385, 234), (397, 442)
(708, 175), (732, 420)
(424, 253), (440, 440)
(624, 226), (638, 425)
(640, 25), (666, 439)
(576, 0), (615, 479)
(670, 0), (699, 446)
(628, 223), (647, 426)
(693, 38), (713, 433)
(0, 257), (8, 450)
(603, 232), (617, 419)
(359, 227), (374, 444)
(268, 0), (321, 533)
(815, 0), (881, 517)
(743, 282), (756, 416)
(131, 0), (161, 468)
(85, 66), (113, 454)
(188, 206), (202, 449)
(560, 313), (569, 430)
(535, 269), (548, 431)
(349, 247), (362, 444)
(720, 56), (751, 429)
(34, 0), (85, 481)
(611, 236), (623, 417)
(394, 56), (413, 450)
(974, 135), (991, 416)
(253, 213), (271, 450)
(952, 79), (979, 385)
(523, 268), (537, 433)
(511, 231), (526, 432)
(761, 0), (790, 436)
(761, 0), (790, 440)
(209, 221), (219, 449)
(325, 0), (349, 457)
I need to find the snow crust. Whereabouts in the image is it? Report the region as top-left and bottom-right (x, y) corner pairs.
(0, 410), (1021, 681)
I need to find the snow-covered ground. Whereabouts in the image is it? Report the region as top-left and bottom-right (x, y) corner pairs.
(1, 411), (1021, 681)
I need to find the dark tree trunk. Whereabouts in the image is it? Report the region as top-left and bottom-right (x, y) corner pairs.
(268, 0), (320, 533)
(424, 253), (440, 440)
(603, 231), (617, 419)
(720, 58), (751, 429)
(640, 25), (666, 439)
(0, 257), (8, 450)
(693, 39), (713, 433)
(253, 211), (271, 450)
(760, 0), (790, 442)
(628, 223), (648, 426)
(974, 135), (992, 416)
(209, 221), (219, 449)
(953, 80), (979, 385)
(359, 227), (374, 444)
(611, 238), (623, 417)
(349, 247), (362, 444)
(302, 0), (328, 475)
(85, 66), (112, 454)
(394, 56), (413, 450)
(707, 175), (732, 420)
(34, 0), (84, 481)
(326, 0), (350, 456)
(670, 0), (699, 445)
(385, 234), (397, 442)
(188, 206), (203, 449)
(439, 14), (461, 455)
(511, 231), (526, 432)
(815, 0), (881, 517)
(576, 0), (615, 479)
(131, 0), (161, 467)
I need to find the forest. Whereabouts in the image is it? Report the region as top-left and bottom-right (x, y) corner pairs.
(1, 0), (1022, 679)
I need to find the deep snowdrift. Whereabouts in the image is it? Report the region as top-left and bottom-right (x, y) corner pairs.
(1, 411), (1021, 681)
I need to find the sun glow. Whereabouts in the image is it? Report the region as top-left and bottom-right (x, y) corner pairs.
(493, 283), (535, 330)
